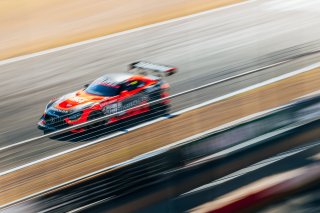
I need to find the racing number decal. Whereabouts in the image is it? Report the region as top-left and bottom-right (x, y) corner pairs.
(102, 94), (148, 115)
(102, 103), (121, 114)
(70, 96), (87, 103)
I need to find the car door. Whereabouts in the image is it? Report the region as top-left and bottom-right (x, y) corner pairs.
(118, 80), (149, 115)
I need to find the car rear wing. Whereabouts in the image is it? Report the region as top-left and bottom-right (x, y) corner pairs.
(128, 61), (177, 77)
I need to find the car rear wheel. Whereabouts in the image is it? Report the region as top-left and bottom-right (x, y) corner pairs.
(152, 103), (170, 115)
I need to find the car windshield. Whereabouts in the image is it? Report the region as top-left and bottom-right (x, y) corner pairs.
(85, 84), (119, 96)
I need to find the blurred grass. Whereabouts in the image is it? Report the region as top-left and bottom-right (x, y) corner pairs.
(0, 0), (244, 60)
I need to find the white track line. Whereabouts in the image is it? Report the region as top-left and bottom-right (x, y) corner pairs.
(0, 0), (257, 66)
(1, 92), (319, 211)
(0, 61), (319, 178)
(0, 107), (281, 210)
(3, 98), (318, 211)
(0, 58), (303, 151)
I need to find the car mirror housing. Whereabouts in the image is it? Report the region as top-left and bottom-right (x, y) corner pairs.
(120, 90), (128, 95)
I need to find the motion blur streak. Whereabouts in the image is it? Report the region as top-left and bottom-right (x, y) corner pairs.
(3, 95), (320, 212)
(0, 58), (319, 179)
(0, 66), (319, 206)
(0, 0), (246, 60)
(2, 53), (316, 152)
(192, 157), (320, 213)
(146, 140), (320, 212)
(2, 0), (320, 145)
(1, 0), (320, 211)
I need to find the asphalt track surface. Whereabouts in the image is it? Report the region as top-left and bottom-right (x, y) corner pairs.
(1, 0), (320, 172)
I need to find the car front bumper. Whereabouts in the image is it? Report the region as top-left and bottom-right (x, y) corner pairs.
(37, 119), (58, 132)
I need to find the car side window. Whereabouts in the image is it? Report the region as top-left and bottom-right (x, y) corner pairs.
(123, 80), (145, 91)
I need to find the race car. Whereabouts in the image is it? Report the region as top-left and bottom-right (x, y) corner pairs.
(38, 61), (177, 134)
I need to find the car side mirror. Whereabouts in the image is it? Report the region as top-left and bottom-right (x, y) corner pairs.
(120, 90), (128, 96)
(84, 84), (90, 88)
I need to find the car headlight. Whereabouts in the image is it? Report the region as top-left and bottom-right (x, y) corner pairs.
(45, 100), (56, 110)
(73, 102), (96, 111)
(68, 111), (83, 120)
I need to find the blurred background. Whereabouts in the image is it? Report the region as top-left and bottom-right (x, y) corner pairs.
(0, 0), (320, 212)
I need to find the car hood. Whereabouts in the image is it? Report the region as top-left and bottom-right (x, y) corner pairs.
(53, 90), (106, 110)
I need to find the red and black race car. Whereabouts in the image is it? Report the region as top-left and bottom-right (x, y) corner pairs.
(38, 61), (177, 134)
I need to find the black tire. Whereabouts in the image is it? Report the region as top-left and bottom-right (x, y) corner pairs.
(44, 130), (61, 140)
(86, 110), (106, 130)
(161, 103), (171, 114)
(43, 130), (52, 135)
(152, 103), (170, 115)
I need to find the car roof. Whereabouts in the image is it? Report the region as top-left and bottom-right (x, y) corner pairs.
(100, 73), (135, 84)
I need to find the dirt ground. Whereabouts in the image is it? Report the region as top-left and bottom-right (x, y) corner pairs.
(0, 0), (244, 60)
